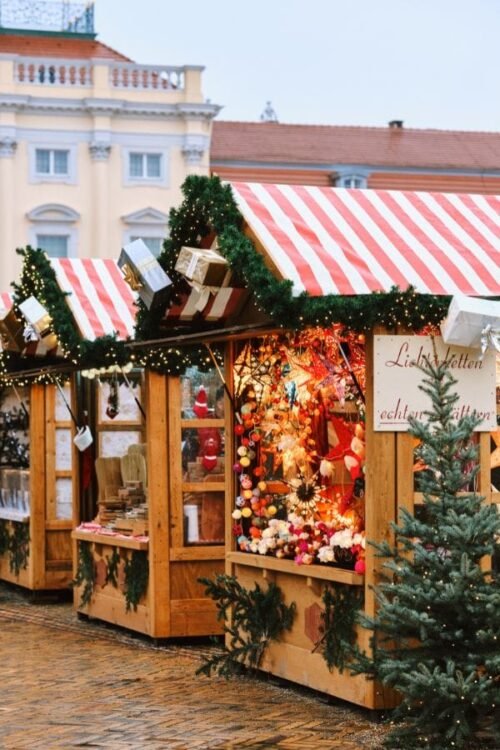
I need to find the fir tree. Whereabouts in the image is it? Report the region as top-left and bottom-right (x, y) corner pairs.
(353, 356), (500, 749)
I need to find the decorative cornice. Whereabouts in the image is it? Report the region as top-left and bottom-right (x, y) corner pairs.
(0, 94), (222, 121)
(181, 134), (206, 165)
(0, 136), (17, 157)
(89, 141), (111, 160)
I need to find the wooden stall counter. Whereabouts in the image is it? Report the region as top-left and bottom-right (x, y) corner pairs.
(226, 552), (382, 709)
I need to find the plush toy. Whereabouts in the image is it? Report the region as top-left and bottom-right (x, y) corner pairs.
(193, 385), (208, 418)
(201, 436), (219, 472)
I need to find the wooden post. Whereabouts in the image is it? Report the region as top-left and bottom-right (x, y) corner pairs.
(29, 384), (47, 589)
(145, 370), (170, 637)
(363, 329), (397, 709)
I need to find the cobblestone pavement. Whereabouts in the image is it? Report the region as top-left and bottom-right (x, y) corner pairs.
(0, 582), (387, 750)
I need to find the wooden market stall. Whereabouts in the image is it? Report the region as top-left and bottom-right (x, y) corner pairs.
(0, 256), (137, 594)
(0, 291), (77, 591)
(59, 250), (231, 638)
(128, 176), (499, 707)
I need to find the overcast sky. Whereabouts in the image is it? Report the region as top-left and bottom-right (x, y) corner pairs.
(96, 0), (500, 132)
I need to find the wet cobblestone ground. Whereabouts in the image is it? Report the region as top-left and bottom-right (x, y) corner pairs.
(0, 582), (386, 749)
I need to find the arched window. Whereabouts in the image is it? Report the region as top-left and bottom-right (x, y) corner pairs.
(27, 204), (80, 258)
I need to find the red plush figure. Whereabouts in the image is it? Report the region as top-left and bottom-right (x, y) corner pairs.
(201, 436), (219, 472)
(193, 385), (208, 418)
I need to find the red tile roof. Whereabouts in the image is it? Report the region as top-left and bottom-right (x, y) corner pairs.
(211, 121), (500, 171)
(0, 33), (131, 61)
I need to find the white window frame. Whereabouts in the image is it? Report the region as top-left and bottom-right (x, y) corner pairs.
(29, 143), (77, 184)
(122, 146), (168, 187)
(27, 204), (79, 257)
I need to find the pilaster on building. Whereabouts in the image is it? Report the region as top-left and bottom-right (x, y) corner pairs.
(0, 0), (221, 283)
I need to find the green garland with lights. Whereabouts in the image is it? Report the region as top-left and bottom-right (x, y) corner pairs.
(0, 247), (129, 380)
(135, 175), (450, 341)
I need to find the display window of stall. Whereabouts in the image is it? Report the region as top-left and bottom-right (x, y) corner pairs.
(230, 328), (366, 572)
(0, 385), (30, 523)
(46, 382), (74, 522)
(97, 374), (145, 457)
(169, 365), (226, 548)
(92, 372), (147, 533)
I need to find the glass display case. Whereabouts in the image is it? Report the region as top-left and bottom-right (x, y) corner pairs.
(0, 468), (30, 515)
(178, 366), (225, 546)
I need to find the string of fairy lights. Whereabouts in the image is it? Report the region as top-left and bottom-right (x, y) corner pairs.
(0, 175), (450, 386)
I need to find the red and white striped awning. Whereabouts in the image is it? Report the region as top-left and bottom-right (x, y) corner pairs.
(50, 258), (136, 341)
(0, 292), (13, 312)
(230, 182), (500, 297)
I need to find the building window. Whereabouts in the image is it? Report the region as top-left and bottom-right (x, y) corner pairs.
(122, 147), (168, 187)
(36, 234), (69, 258)
(129, 152), (162, 179)
(29, 144), (76, 184)
(35, 149), (69, 176)
(28, 204), (79, 257)
(337, 175), (367, 189)
(131, 236), (163, 257)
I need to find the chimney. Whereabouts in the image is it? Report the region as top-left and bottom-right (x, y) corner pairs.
(388, 120), (404, 129)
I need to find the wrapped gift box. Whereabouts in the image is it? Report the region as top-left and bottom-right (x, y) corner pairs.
(0, 308), (25, 352)
(18, 296), (58, 352)
(165, 286), (248, 323)
(119, 239), (172, 310)
(175, 246), (229, 287)
(441, 295), (500, 348)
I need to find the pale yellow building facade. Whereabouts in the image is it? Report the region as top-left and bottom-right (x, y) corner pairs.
(0, 1), (220, 286)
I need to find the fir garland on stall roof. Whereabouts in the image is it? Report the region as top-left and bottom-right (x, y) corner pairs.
(196, 574), (296, 678)
(135, 175), (450, 344)
(1, 246), (130, 376)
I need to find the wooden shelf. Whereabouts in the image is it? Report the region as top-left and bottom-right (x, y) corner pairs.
(72, 529), (149, 551)
(0, 509), (30, 523)
(227, 551), (364, 586)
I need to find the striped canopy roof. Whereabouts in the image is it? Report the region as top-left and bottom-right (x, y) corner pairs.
(50, 258), (136, 341)
(0, 292), (13, 311)
(230, 182), (500, 297)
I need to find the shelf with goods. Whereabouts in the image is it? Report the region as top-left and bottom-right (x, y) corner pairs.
(0, 382), (77, 590)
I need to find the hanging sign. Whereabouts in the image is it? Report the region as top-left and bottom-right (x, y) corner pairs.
(374, 335), (497, 432)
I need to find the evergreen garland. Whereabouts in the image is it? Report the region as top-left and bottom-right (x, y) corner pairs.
(0, 519), (9, 556)
(315, 583), (364, 673)
(123, 551), (149, 611)
(7, 521), (29, 575)
(105, 547), (120, 588)
(73, 541), (95, 607)
(351, 357), (500, 750)
(0, 247), (129, 376)
(135, 175), (450, 342)
(196, 574), (296, 678)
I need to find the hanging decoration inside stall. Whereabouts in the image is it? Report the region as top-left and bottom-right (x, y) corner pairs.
(231, 326), (367, 573)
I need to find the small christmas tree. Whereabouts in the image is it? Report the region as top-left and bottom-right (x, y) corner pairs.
(353, 355), (500, 749)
